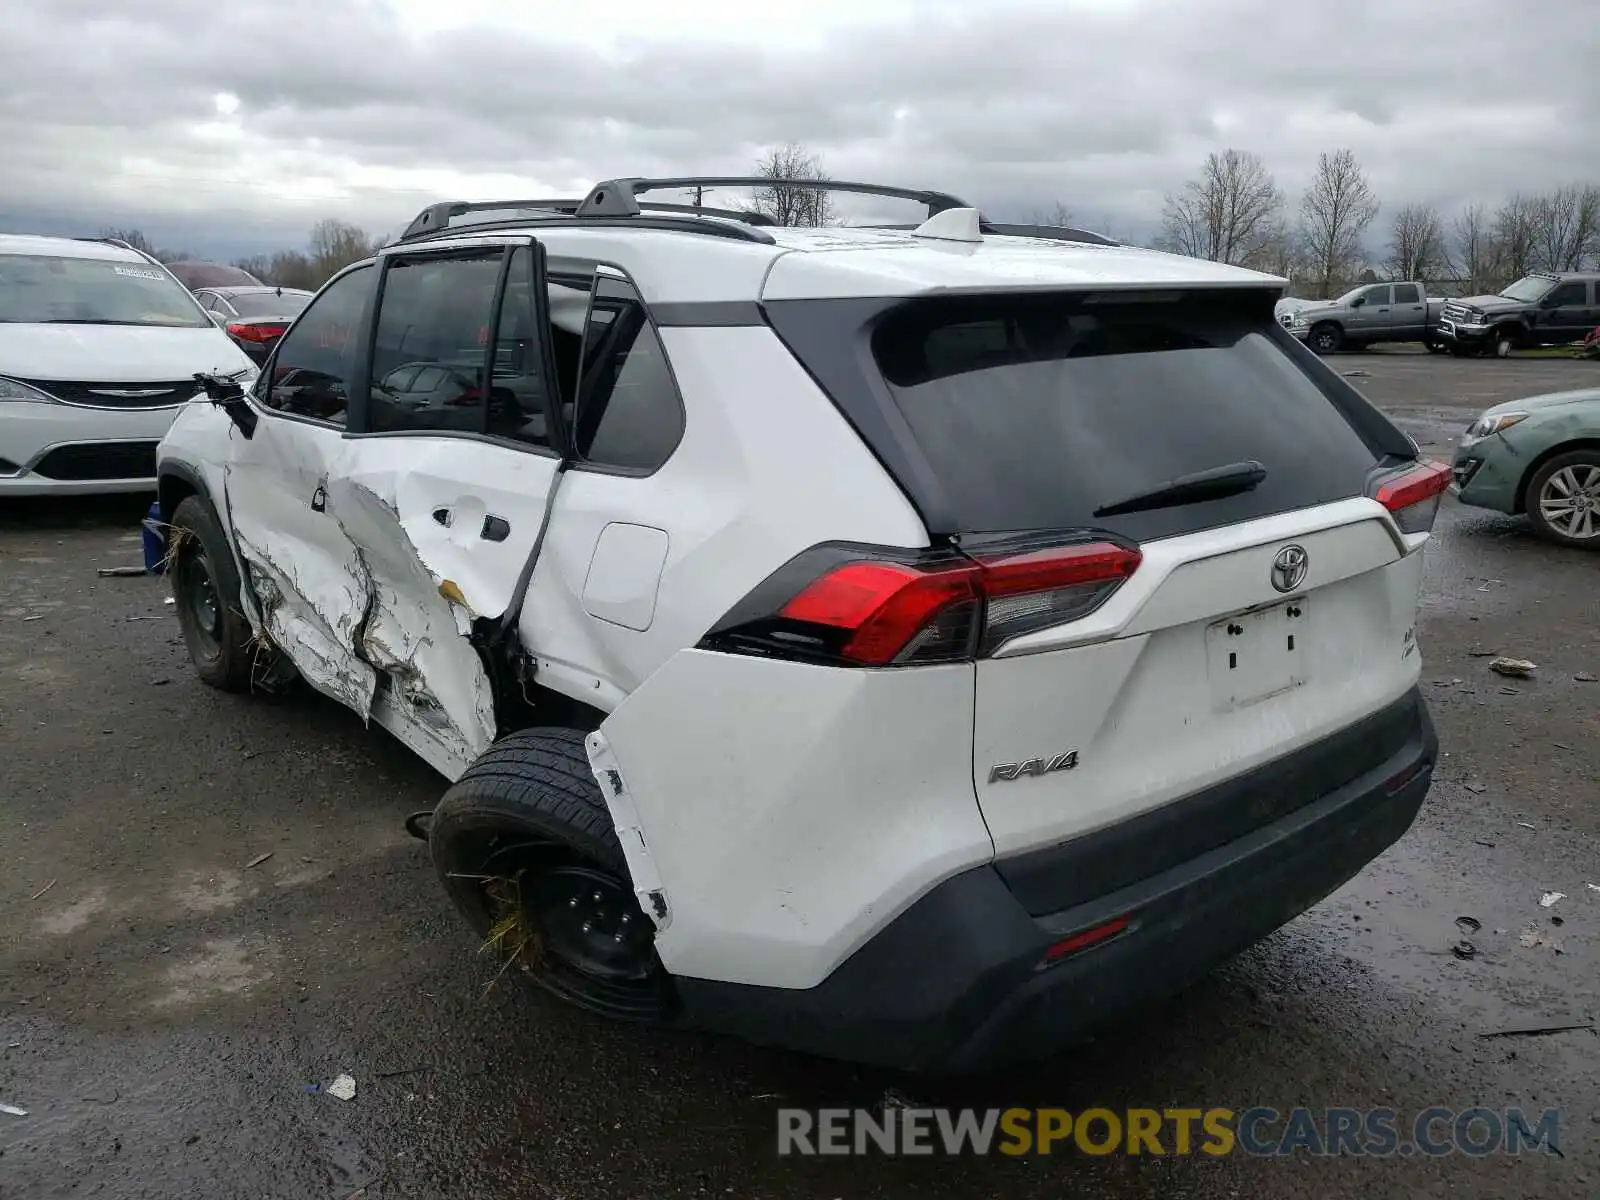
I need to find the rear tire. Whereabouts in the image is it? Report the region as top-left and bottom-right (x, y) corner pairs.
(429, 728), (676, 1023)
(1525, 449), (1600, 549)
(168, 495), (262, 692)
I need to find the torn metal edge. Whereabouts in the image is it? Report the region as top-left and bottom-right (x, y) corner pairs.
(585, 729), (670, 932)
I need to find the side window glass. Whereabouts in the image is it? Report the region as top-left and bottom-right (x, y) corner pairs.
(485, 246), (556, 450)
(572, 276), (684, 472)
(369, 251), (501, 434)
(1547, 282), (1586, 306)
(1363, 286), (1391, 306)
(260, 264), (373, 427)
(1393, 283), (1421, 304)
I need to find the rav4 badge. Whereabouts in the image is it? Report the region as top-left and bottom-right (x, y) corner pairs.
(988, 750), (1080, 784)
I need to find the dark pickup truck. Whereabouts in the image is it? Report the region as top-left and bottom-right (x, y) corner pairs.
(1438, 272), (1600, 357)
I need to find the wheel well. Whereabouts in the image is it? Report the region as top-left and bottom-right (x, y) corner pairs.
(1514, 439), (1600, 514)
(157, 472), (199, 523)
(494, 677), (609, 737)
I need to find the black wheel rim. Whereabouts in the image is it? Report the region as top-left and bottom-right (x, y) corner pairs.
(1313, 330), (1336, 352)
(472, 837), (670, 1022)
(177, 540), (223, 661)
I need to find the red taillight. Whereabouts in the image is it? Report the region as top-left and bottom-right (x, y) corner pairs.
(1042, 915), (1132, 964)
(226, 322), (288, 343)
(743, 539), (1142, 667)
(1373, 459), (1451, 534)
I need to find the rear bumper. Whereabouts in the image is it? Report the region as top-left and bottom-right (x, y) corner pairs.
(677, 688), (1437, 1076)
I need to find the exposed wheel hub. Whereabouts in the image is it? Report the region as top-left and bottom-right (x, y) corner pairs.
(528, 864), (654, 981)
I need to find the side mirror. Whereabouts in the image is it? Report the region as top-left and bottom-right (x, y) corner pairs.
(1349, 296), (1364, 308)
(193, 372), (257, 439)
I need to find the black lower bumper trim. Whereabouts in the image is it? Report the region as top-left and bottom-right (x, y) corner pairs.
(676, 689), (1437, 1076)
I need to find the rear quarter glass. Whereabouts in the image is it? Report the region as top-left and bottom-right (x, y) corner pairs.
(765, 289), (1412, 543)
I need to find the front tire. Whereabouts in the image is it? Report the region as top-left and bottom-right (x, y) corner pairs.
(1493, 326), (1522, 358)
(1526, 450), (1600, 549)
(429, 728), (676, 1023)
(168, 495), (263, 692)
(1308, 323), (1343, 354)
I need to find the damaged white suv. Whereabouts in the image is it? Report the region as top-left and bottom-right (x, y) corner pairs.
(156, 176), (1446, 1075)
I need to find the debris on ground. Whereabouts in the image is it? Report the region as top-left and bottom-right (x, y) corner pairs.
(28, 879), (56, 901)
(1589, 884), (1600, 895)
(1468, 649), (1498, 657)
(22, 615), (42, 622)
(96, 566), (148, 578)
(1455, 916), (1482, 934)
(1489, 657), (1537, 678)
(1576, 672), (1597, 683)
(1478, 1021), (1595, 1040)
(245, 852), (273, 869)
(1474, 839), (1497, 848)
(163, 597), (176, 606)
(1342, 369), (1371, 377)
(1452, 940), (1477, 960)
(1540, 891), (1565, 908)
(1519, 925), (1564, 952)
(1498, 687), (1521, 696)
(327, 1074), (357, 1101)
(1516, 822), (1537, 830)
(1, 1103), (27, 1117)
(1463, 781), (1487, 794)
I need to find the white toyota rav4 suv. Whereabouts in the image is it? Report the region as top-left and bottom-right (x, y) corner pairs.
(155, 176), (1445, 1075)
(1, 234), (257, 495)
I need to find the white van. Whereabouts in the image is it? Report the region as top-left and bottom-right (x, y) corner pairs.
(0, 234), (257, 496)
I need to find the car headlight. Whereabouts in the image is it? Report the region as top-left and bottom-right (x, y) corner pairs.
(0, 376), (59, 403)
(1467, 411), (1528, 438)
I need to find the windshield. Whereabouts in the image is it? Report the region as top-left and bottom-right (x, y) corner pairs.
(230, 291), (311, 317)
(1499, 276), (1555, 303)
(0, 254), (208, 327)
(1334, 286), (1367, 305)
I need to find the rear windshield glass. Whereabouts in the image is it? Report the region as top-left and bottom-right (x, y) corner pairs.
(168, 262), (262, 289)
(0, 254), (208, 328)
(230, 291), (311, 317)
(869, 292), (1383, 539)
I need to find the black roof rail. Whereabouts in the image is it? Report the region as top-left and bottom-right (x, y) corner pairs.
(390, 210), (779, 248)
(980, 221), (1121, 247)
(575, 176), (971, 220)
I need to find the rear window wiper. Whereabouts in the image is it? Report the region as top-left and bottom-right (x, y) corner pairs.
(1093, 460), (1267, 518)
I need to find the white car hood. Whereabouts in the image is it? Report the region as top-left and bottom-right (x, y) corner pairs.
(0, 323), (255, 381)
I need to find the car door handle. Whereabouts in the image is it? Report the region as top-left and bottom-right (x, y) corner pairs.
(480, 514), (510, 542)
(310, 486), (326, 513)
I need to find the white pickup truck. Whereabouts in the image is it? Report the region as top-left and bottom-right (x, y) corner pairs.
(1287, 282), (1447, 354)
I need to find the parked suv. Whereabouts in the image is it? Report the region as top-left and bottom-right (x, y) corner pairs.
(1288, 280), (1445, 353)
(1439, 271), (1600, 357)
(155, 176), (1444, 1075)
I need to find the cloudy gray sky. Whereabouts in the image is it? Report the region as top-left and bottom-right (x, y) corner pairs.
(3, 0), (1597, 258)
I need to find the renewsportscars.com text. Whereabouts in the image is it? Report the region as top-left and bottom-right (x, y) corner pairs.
(776, 1106), (1562, 1158)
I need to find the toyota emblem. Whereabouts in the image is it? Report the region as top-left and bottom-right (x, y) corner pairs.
(1271, 544), (1309, 594)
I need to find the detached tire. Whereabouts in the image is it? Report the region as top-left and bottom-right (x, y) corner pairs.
(430, 728), (676, 1023)
(169, 494), (259, 692)
(1525, 449), (1600, 549)
(1493, 326), (1523, 358)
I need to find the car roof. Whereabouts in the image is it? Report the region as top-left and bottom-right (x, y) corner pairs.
(0, 233), (152, 263)
(387, 219), (1285, 307)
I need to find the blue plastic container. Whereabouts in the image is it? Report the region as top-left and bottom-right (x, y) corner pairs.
(141, 501), (168, 575)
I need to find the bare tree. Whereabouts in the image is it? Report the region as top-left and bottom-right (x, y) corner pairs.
(1529, 184), (1600, 272)
(1247, 221), (1302, 280)
(1298, 149), (1380, 298)
(1491, 195), (1537, 283)
(1387, 202), (1449, 282)
(1452, 203), (1496, 295)
(308, 219), (377, 281)
(1156, 149), (1284, 265)
(1028, 201), (1075, 227)
(749, 142), (837, 227)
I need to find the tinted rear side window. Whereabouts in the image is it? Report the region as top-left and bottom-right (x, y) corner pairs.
(869, 292), (1384, 540)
